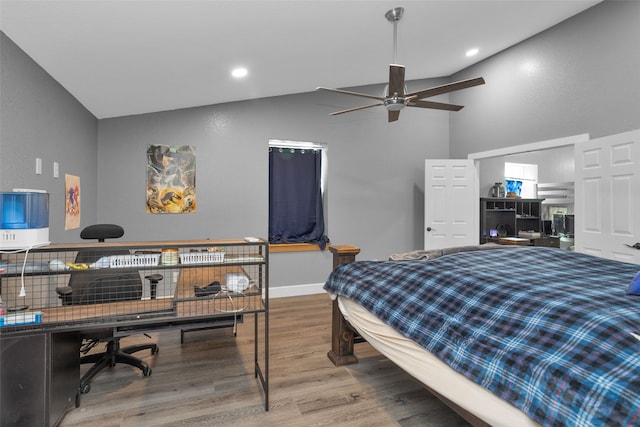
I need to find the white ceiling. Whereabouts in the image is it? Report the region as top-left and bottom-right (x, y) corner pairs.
(0, 0), (601, 119)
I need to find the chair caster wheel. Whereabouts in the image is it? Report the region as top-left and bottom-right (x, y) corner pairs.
(152, 347), (159, 355)
(143, 367), (152, 377)
(80, 383), (91, 394)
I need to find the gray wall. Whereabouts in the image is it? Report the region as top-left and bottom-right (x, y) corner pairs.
(2, 0), (640, 289)
(449, 0), (640, 157)
(97, 81), (451, 286)
(478, 145), (575, 199)
(0, 33), (99, 237)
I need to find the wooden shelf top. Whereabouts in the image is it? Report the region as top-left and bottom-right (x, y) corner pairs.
(37, 238), (263, 251)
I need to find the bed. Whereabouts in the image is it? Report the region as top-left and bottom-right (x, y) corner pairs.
(323, 245), (640, 427)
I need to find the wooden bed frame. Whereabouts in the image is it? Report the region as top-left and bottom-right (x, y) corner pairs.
(327, 245), (491, 427)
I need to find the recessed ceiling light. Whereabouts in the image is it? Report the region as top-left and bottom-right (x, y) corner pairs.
(231, 67), (248, 78)
(466, 48), (479, 57)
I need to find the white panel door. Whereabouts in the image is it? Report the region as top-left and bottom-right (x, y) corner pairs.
(425, 159), (478, 250)
(574, 129), (640, 263)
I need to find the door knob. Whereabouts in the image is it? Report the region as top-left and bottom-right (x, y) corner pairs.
(625, 242), (640, 250)
(426, 227), (436, 232)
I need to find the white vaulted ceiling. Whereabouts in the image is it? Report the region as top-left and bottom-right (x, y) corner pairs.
(0, 0), (601, 119)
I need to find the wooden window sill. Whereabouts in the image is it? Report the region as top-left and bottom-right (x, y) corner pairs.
(269, 243), (329, 253)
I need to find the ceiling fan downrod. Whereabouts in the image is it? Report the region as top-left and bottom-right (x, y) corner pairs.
(385, 7), (404, 65)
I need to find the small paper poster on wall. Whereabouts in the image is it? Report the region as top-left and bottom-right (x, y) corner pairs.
(65, 174), (81, 230)
(146, 145), (196, 214)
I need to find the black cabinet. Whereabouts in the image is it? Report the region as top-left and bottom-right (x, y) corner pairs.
(1, 333), (47, 426)
(1, 331), (79, 426)
(532, 236), (561, 248)
(480, 198), (544, 242)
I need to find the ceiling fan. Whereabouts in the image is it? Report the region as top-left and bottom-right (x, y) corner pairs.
(317, 7), (486, 122)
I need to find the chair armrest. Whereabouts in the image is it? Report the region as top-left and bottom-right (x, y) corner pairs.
(55, 286), (73, 296)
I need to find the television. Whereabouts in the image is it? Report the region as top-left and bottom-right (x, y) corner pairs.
(551, 213), (575, 237)
(564, 214), (575, 237)
(552, 213), (565, 236)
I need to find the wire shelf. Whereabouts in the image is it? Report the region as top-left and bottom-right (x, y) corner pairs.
(0, 239), (267, 330)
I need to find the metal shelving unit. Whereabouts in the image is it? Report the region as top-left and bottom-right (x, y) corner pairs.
(0, 238), (269, 425)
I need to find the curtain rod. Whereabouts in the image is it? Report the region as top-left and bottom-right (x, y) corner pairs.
(268, 139), (327, 150)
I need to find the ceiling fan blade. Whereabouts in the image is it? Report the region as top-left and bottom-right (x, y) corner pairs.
(329, 103), (383, 116)
(406, 77), (485, 100)
(388, 110), (400, 122)
(407, 100), (464, 111)
(388, 64), (405, 97)
(317, 87), (385, 102)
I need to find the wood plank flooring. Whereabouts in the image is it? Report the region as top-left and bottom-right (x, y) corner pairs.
(60, 294), (470, 427)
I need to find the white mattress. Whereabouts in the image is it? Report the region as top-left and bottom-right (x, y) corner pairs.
(338, 296), (539, 427)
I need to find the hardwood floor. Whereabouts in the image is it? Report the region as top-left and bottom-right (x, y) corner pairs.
(60, 294), (470, 427)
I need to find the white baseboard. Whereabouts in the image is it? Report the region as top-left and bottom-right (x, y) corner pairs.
(270, 282), (326, 298)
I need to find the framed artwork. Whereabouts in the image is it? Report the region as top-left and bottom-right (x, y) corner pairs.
(64, 174), (81, 230)
(146, 145), (196, 214)
(505, 179), (523, 197)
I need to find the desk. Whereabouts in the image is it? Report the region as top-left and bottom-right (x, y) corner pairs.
(497, 237), (531, 246)
(0, 239), (269, 425)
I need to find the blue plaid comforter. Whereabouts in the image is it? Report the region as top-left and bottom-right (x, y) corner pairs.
(323, 247), (640, 426)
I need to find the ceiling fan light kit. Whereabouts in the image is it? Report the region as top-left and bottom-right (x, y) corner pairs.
(384, 98), (405, 112)
(317, 6), (485, 122)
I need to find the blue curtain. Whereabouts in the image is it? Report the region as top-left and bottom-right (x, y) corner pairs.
(269, 148), (329, 249)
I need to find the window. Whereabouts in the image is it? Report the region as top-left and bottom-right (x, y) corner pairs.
(268, 140), (329, 249)
(504, 162), (538, 199)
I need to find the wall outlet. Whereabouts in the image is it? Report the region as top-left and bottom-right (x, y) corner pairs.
(53, 161), (59, 178)
(35, 158), (42, 175)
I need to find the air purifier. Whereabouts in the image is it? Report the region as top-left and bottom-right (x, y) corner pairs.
(0, 190), (50, 249)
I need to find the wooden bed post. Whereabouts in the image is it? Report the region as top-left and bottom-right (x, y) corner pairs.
(327, 245), (360, 366)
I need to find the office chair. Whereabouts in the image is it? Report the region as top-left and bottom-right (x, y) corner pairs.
(55, 224), (161, 394)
